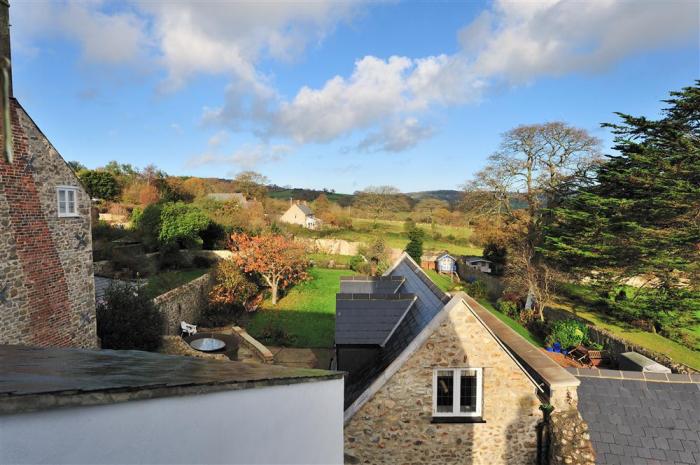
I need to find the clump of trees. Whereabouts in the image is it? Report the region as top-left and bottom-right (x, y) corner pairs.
(543, 82), (700, 333)
(209, 260), (260, 310)
(229, 232), (310, 305)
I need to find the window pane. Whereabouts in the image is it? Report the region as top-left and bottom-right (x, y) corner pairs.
(67, 190), (75, 202)
(460, 370), (478, 413)
(436, 371), (454, 413)
(58, 201), (66, 214)
(58, 190), (66, 202)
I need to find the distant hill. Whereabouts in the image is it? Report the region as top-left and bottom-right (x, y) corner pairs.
(406, 190), (463, 205)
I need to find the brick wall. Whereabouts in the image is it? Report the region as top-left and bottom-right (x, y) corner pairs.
(0, 100), (96, 348)
(344, 303), (542, 465)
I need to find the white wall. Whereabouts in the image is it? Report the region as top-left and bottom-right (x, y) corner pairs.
(0, 378), (344, 465)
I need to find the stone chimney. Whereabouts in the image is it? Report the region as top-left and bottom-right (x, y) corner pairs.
(0, 0), (11, 97)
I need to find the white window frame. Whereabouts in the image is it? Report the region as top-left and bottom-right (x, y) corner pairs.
(432, 367), (483, 418)
(56, 186), (79, 218)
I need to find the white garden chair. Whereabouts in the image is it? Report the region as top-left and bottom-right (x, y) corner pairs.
(180, 321), (197, 337)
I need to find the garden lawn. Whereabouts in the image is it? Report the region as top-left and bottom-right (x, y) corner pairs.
(144, 268), (209, 299)
(478, 299), (544, 348)
(425, 269), (458, 292)
(245, 268), (355, 348)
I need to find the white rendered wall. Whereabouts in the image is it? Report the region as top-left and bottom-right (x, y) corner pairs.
(0, 378), (343, 464)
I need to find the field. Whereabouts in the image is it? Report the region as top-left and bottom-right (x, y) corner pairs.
(244, 268), (354, 348)
(299, 218), (482, 256)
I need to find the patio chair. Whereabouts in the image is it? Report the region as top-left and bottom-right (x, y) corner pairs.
(569, 345), (590, 364)
(181, 321), (197, 337)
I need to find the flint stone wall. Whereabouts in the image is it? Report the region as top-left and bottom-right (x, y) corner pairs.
(153, 272), (214, 335)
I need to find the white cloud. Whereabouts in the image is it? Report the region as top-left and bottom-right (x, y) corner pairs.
(463, 0), (699, 83)
(356, 118), (434, 153)
(13, 0), (699, 156)
(13, 1), (150, 65)
(187, 142), (292, 170)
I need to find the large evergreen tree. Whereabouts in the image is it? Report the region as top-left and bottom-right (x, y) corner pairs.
(543, 82), (700, 330)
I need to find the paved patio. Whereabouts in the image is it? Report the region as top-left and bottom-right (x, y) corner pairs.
(268, 346), (333, 370)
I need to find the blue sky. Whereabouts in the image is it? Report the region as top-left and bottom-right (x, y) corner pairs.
(11, 1), (700, 193)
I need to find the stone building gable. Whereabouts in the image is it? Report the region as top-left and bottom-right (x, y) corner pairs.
(0, 100), (96, 348)
(344, 300), (542, 465)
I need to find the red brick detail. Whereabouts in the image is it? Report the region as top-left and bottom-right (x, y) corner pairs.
(0, 101), (74, 347)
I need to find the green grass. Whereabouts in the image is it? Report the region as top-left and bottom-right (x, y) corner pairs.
(244, 268), (354, 348)
(304, 217), (482, 256)
(144, 268), (209, 299)
(555, 284), (700, 371)
(478, 299), (544, 348)
(425, 269), (459, 292)
(308, 253), (353, 266)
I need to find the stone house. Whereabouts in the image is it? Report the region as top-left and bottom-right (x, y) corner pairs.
(0, 0), (96, 348)
(340, 253), (591, 465)
(280, 200), (319, 229)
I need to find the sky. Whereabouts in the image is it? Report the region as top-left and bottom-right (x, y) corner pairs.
(10, 0), (700, 193)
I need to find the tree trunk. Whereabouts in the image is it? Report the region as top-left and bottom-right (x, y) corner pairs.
(271, 281), (278, 306)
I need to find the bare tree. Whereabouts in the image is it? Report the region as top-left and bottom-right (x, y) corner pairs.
(353, 185), (411, 221)
(463, 122), (601, 318)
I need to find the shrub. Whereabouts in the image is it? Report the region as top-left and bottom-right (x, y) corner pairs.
(96, 282), (164, 351)
(200, 222), (228, 250)
(133, 203), (163, 250)
(545, 319), (588, 349)
(404, 227), (425, 264)
(349, 255), (370, 274)
(497, 298), (519, 318)
(159, 202), (210, 248)
(78, 170), (121, 200)
(157, 242), (186, 270)
(465, 280), (487, 299)
(209, 260), (259, 309)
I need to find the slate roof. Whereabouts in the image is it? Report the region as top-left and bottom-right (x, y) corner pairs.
(335, 293), (417, 346)
(341, 253), (450, 406)
(570, 368), (700, 465)
(0, 345), (341, 415)
(339, 276), (405, 294)
(295, 203), (314, 216)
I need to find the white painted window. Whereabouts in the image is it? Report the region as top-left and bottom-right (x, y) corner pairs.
(432, 368), (483, 418)
(57, 186), (79, 217)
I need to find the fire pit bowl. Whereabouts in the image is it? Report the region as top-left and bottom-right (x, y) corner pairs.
(189, 337), (226, 352)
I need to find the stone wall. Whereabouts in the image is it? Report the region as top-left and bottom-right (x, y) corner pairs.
(153, 272), (215, 335)
(296, 237), (402, 261)
(344, 302), (542, 465)
(543, 307), (696, 374)
(548, 409), (596, 465)
(0, 100), (96, 348)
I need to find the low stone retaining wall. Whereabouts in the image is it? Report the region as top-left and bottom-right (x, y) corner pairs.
(543, 307), (696, 374)
(232, 326), (274, 364)
(153, 272), (215, 335)
(159, 336), (228, 361)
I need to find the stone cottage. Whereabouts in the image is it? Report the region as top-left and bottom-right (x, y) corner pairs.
(0, 0), (96, 348)
(340, 253), (590, 465)
(280, 200), (319, 229)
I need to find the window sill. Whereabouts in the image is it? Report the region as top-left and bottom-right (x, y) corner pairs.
(431, 417), (486, 424)
(58, 214), (80, 218)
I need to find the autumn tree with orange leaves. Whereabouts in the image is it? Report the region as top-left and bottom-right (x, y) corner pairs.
(229, 232), (309, 305)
